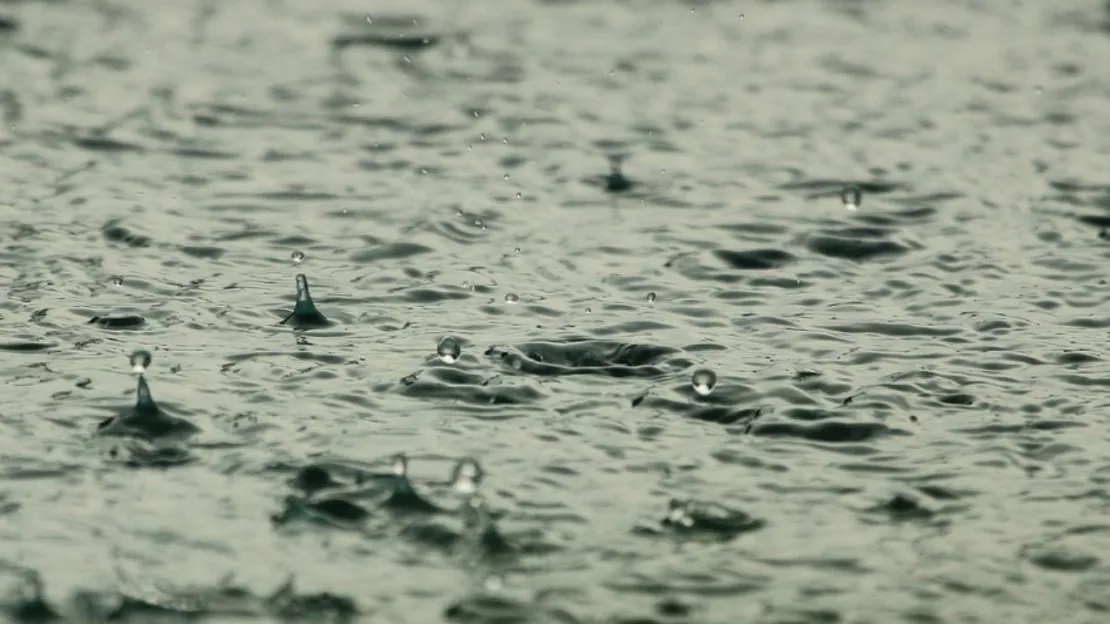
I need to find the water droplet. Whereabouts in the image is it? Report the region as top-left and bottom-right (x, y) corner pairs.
(647, 292), (657, 303)
(437, 336), (462, 364)
(365, 15), (373, 24)
(691, 368), (717, 396)
(391, 453), (408, 477)
(515, 192), (522, 199)
(841, 185), (862, 211)
(585, 307), (592, 314)
(504, 293), (519, 304)
(110, 276), (124, 286)
(513, 247), (521, 253)
(291, 251), (305, 265)
(740, 13), (745, 19)
(451, 458), (484, 495)
(129, 349), (152, 374)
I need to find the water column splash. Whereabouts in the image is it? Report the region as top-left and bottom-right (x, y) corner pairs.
(281, 273), (332, 328)
(129, 349), (152, 374)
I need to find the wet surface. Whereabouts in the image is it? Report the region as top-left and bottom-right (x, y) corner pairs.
(3, 0), (1110, 621)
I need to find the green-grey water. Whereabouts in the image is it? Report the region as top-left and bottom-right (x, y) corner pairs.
(3, 0), (1110, 622)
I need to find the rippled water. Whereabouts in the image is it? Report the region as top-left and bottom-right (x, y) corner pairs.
(4, 0), (1110, 621)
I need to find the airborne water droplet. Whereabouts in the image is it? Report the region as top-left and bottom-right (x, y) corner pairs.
(647, 292), (657, 303)
(391, 453), (409, 477)
(129, 349), (152, 374)
(437, 336), (462, 364)
(841, 185), (862, 211)
(291, 251), (305, 265)
(691, 368), (717, 396)
(504, 293), (519, 304)
(110, 276), (124, 286)
(451, 458), (484, 495)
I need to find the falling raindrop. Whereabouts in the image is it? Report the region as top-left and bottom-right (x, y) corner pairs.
(691, 368), (717, 396)
(437, 336), (462, 364)
(129, 349), (152, 374)
(504, 293), (519, 304)
(841, 185), (862, 211)
(391, 453), (408, 477)
(291, 251), (305, 265)
(451, 458), (484, 496)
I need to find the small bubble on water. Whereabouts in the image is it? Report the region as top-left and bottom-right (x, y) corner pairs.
(110, 276), (124, 286)
(291, 251), (305, 265)
(691, 368), (717, 396)
(840, 185), (862, 211)
(437, 336), (462, 364)
(647, 292), (657, 303)
(504, 293), (519, 304)
(129, 349), (152, 374)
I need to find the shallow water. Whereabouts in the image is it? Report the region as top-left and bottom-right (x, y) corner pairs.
(3, 0), (1110, 622)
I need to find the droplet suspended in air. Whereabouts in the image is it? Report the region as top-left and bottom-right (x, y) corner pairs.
(391, 453), (409, 477)
(451, 458), (484, 496)
(129, 349), (152, 374)
(110, 276), (124, 286)
(437, 336), (462, 364)
(841, 185), (862, 211)
(647, 292), (657, 303)
(291, 251), (305, 265)
(504, 293), (519, 304)
(691, 368), (717, 396)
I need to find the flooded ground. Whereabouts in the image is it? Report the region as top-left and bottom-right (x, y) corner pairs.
(3, 0), (1110, 622)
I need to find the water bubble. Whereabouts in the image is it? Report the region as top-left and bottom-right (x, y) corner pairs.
(504, 293), (519, 304)
(840, 185), (862, 211)
(647, 292), (657, 303)
(291, 251), (305, 265)
(691, 368), (717, 396)
(391, 453), (409, 477)
(451, 458), (484, 495)
(110, 276), (124, 286)
(129, 349), (152, 374)
(437, 336), (462, 364)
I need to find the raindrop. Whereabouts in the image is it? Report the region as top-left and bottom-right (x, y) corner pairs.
(129, 349), (152, 374)
(437, 336), (462, 364)
(291, 251), (305, 265)
(515, 192), (522, 199)
(451, 458), (484, 495)
(503, 174), (510, 181)
(504, 293), (519, 304)
(513, 247), (521, 253)
(841, 185), (862, 211)
(391, 453), (408, 477)
(365, 15), (373, 24)
(647, 292), (657, 303)
(585, 307), (592, 314)
(110, 276), (124, 286)
(691, 368), (717, 396)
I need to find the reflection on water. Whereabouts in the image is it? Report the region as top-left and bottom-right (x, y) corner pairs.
(4, 0), (1110, 621)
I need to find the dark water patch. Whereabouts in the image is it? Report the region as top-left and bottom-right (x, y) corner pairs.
(87, 314), (146, 330)
(751, 419), (904, 444)
(485, 340), (680, 379)
(0, 341), (56, 352)
(332, 13), (442, 51)
(777, 177), (908, 197)
(805, 227), (915, 261)
(100, 220), (151, 248)
(713, 248), (795, 270)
